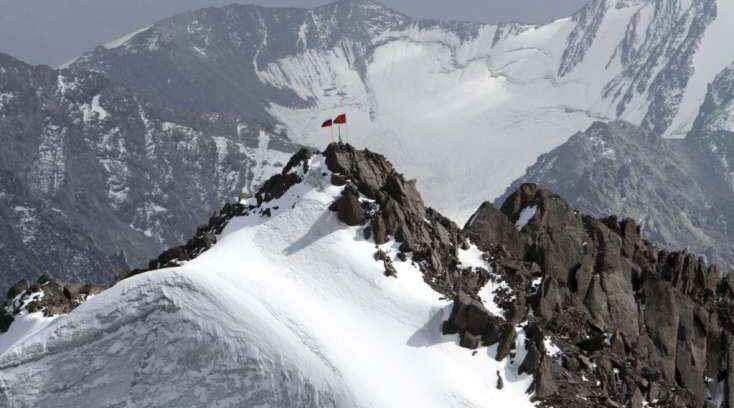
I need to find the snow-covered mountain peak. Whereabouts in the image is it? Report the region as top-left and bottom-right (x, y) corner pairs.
(5, 142), (734, 406)
(0, 144), (538, 407)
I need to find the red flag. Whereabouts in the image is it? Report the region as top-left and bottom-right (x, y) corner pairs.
(321, 119), (333, 128)
(334, 113), (347, 124)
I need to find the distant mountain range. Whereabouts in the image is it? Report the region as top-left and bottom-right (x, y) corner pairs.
(0, 52), (297, 291)
(66, 0), (734, 221)
(3, 0), (734, 292)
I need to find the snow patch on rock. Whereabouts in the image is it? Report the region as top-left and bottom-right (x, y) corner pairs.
(515, 206), (538, 230)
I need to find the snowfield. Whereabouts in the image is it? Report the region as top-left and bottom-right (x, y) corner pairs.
(0, 156), (535, 407)
(255, 0), (733, 222)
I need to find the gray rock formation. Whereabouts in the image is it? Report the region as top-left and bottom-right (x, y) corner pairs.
(1, 275), (105, 333)
(499, 120), (734, 267)
(0, 52), (298, 292)
(465, 182), (734, 407)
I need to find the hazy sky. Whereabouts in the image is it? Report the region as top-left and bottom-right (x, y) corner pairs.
(0, 0), (589, 66)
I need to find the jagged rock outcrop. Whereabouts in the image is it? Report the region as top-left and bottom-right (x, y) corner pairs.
(1, 275), (104, 333)
(119, 142), (474, 297)
(465, 182), (734, 407)
(501, 120), (734, 268)
(323, 143), (473, 295)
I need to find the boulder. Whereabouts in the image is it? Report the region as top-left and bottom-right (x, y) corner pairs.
(330, 184), (366, 226)
(447, 292), (502, 340)
(371, 215), (388, 244)
(464, 202), (522, 258)
(495, 325), (517, 361)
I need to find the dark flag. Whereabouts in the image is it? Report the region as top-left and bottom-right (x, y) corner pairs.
(321, 119), (333, 128)
(334, 113), (347, 124)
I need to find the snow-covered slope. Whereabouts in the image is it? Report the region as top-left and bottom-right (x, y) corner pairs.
(69, 0), (734, 221)
(0, 152), (534, 408)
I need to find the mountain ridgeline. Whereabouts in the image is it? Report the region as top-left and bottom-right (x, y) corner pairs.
(499, 120), (734, 268)
(2, 143), (733, 407)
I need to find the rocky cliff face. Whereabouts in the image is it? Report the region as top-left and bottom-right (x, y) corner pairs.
(68, 0), (411, 122)
(464, 183), (734, 407)
(0, 52), (298, 292)
(687, 61), (734, 198)
(499, 121), (734, 268)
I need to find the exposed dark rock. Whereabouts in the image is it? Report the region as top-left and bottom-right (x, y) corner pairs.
(257, 148), (313, 205)
(444, 292), (504, 348)
(1, 275), (105, 333)
(0, 311), (13, 333)
(495, 325), (517, 361)
(466, 181), (734, 407)
(324, 143), (465, 296)
(374, 250), (398, 278)
(330, 173), (347, 186)
(371, 215), (388, 245)
(6, 279), (29, 301)
(330, 184), (366, 226)
(464, 202), (522, 258)
(500, 120), (734, 270)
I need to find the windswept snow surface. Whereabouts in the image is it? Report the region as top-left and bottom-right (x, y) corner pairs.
(0, 157), (534, 408)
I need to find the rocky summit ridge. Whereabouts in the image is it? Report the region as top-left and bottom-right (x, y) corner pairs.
(4, 143), (733, 407)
